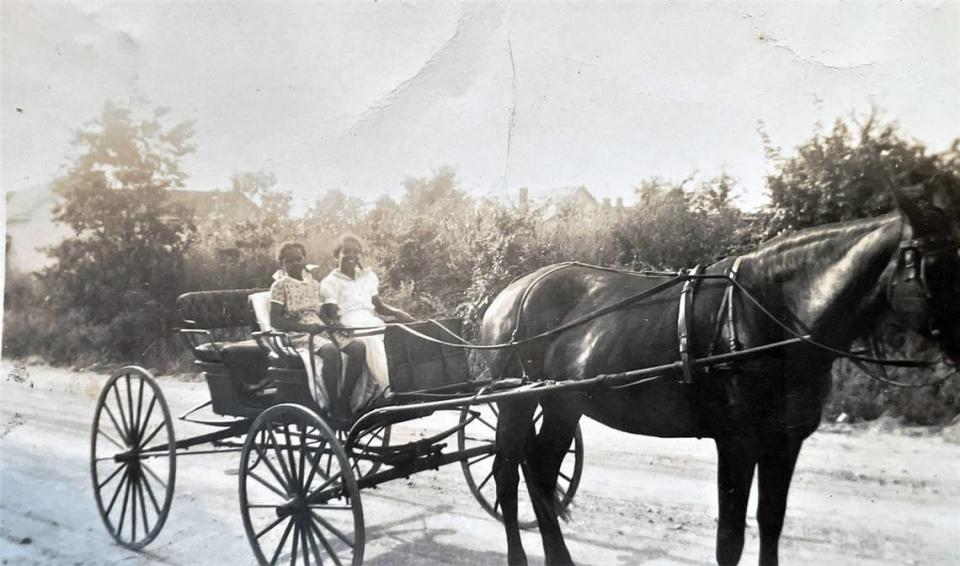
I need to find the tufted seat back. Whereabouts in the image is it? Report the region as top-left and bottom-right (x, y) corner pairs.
(177, 288), (269, 330)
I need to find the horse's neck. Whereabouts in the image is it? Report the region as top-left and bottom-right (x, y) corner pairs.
(744, 214), (902, 347)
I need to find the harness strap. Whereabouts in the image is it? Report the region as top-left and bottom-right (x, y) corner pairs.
(726, 256), (744, 353)
(678, 265), (704, 384)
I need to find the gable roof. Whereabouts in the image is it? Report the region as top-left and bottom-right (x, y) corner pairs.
(165, 190), (260, 216)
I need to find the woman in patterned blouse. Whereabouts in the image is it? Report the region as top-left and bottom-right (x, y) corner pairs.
(268, 241), (351, 414)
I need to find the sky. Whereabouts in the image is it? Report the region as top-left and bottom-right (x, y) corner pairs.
(2, 1), (958, 213)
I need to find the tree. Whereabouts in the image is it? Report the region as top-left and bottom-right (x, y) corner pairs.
(400, 166), (469, 214)
(763, 111), (957, 235)
(43, 101), (196, 359)
(615, 175), (746, 270)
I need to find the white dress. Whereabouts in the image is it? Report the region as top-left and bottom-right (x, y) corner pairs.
(320, 268), (390, 408)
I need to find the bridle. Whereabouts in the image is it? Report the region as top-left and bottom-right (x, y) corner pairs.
(887, 233), (960, 339)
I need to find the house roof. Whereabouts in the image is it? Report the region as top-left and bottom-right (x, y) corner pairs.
(526, 185), (598, 207)
(165, 190), (260, 216)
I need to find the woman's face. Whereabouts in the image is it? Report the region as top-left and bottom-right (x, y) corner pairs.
(338, 242), (362, 273)
(281, 247), (306, 278)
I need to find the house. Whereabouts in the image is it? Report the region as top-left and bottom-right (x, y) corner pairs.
(162, 190), (261, 225)
(4, 185), (259, 273)
(517, 186), (627, 221)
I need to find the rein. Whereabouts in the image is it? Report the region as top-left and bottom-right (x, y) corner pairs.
(386, 263), (936, 372)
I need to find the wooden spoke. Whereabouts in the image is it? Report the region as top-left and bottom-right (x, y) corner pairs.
(309, 510), (354, 548)
(136, 396), (158, 441)
(253, 442), (291, 494)
(133, 375), (145, 440)
(298, 427), (308, 494)
(248, 470), (290, 499)
(475, 415), (498, 433)
(267, 428), (295, 488)
(307, 520), (344, 566)
(97, 429), (126, 451)
(116, 470), (133, 536)
(288, 522), (300, 566)
(140, 420), (166, 449)
(255, 515), (289, 540)
(140, 461), (168, 490)
(304, 471), (343, 503)
(303, 523), (327, 566)
(134, 474), (151, 536)
(282, 423), (299, 491)
(98, 463), (126, 489)
(301, 437), (330, 493)
(102, 405), (127, 444)
(138, 467), (163, 515)
(105, 468), (129, 516)
(467, 452), (494, 466)
(476, 468), (495, 492)
(129, 469), (139, 542)
(111, 384), (131, 440)
(269, 519), (295, 566)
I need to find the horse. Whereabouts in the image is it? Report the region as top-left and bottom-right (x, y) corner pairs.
(479, 177), (960, 566)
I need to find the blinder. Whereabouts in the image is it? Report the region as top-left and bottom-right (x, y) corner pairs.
(888, 235), (960, 336)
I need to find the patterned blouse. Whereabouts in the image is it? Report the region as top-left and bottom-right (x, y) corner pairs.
(269, 274), (324, 326)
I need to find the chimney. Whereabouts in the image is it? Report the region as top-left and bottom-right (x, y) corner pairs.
(519, 187), (529, 214)
(616, 197), (623, 208)
(602, 198), (611, 208)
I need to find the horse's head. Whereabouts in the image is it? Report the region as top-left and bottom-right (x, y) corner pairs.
(888, 172), (960, 363)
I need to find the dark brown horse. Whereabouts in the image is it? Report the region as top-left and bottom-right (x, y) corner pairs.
(480, 179), (960, 566)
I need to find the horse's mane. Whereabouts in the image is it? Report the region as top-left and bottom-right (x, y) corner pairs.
(748, 213), (901, 280)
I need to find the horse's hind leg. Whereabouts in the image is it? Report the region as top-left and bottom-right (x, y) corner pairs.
(524, 398), (580, 566)
(756, 432), (803, 566)
(494, 398), (538, 566)
(715, 436), (759, 566)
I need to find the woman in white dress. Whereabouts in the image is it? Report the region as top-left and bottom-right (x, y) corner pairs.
(320, 234), (414, 418)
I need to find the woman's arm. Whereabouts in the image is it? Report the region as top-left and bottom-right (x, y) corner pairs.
(372, 296), (415, 323)
(269, 302), (323, 334)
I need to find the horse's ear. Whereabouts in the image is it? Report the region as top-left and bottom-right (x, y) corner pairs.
(889, 181), (926, 225)
(891, 173), (960, 237)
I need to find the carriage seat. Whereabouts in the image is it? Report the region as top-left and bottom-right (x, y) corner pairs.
(177, 288), (271, 373)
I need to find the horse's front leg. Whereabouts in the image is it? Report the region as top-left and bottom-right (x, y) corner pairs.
(756, 432), (804, 566)
(715, 435), (759, 566)
(494, 399), (538, 566)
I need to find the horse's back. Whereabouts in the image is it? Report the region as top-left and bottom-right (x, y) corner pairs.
(480, 262), (737, 436)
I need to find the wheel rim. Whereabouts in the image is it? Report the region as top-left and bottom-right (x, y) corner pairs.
(338, 424), (390, 480)
(240, 404), (364, 566)
(458, 402), (583, 529)
(90, 366), (176, 549)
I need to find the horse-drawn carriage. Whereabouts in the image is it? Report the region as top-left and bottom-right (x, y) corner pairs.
(90, 288), (584, 565)
(92, 177), (959, 566)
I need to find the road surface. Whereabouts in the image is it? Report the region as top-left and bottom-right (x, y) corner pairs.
(1, 362), (958, 565)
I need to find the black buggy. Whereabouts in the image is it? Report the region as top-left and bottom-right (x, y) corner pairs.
(90, 288), (585, 565)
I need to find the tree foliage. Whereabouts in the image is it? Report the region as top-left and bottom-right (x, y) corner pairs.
(42, 101), (196, 359)
(763, 112), (959, 235)
(614, 174), (750, 270)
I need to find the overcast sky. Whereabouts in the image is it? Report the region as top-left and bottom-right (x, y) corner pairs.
(2, 1), (958, 212)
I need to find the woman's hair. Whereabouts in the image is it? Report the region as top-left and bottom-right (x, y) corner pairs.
(333, 234), (364, 257)
(276, 241), (307, 263)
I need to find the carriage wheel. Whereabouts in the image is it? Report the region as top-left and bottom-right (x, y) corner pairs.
(239, 404), (364, 566)
(458, 402), (583, 530)
(90, 366), (176, 549)
(338, 424), (391, 480)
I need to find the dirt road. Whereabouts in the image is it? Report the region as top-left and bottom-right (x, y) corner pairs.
(1, 362), (958, 565)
